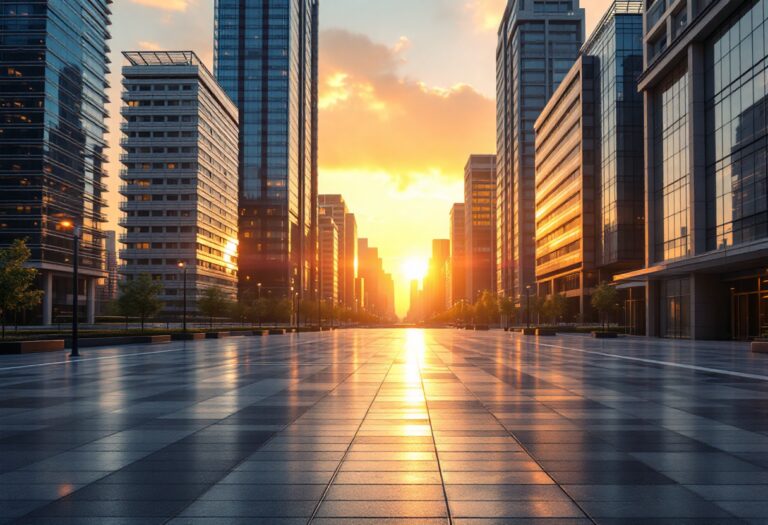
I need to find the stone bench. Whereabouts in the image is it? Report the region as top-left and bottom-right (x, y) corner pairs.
(205, 332), (230, 339)
(172, 333), (205, 341)
(751, 340), (768, 354)
(0, 340), (65, 355)
(536, 328), (556, 336)
(592, 331), (619, 339)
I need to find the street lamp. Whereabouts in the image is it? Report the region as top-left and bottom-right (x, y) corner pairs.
(61, 220), (81, 357)
(525, 285), (532, 329)
(177, 261), (187, 332)
(257, 282), (262, 328)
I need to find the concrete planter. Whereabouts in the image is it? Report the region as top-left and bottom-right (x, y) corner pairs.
(592, 331), (618, 339)
(172, 333), (205, 341)
(205, 332), (230, 339)
(0, 340), (65, 355)
(535, 328), (556, 336)
(268, 329), (287, 335)
(752, 340), (768, 354)
(521, 328), (537, 335)
(66, 335), (172, 348)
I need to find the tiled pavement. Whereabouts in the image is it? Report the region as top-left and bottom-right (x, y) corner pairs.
(1, 329), (768, 523)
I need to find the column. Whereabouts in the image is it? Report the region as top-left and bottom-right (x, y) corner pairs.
(42, 271), (53, 326)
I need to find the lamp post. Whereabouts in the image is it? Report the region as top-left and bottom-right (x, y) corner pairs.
(257, 282), (262, 328)
(177, 261), (187, 332)
(525, 285), (532, 329)
(61, 221), (81, 357)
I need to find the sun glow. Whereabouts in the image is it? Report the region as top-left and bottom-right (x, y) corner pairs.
(402, 257), (428, 282)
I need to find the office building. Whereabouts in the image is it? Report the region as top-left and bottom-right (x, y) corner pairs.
(449, 203), (466, 306)
(97, 231), (119, 314)
(0, 0), (112, 324)
(534, 0), (644, 324)
(119, 51), (239, 315)
(319, 195), (355, 307)
(424, 239), (450, 316)
(358, 238), (395, 319)
(214, 0), (319, 300)
(496, 0), (585, 307)
(318, 214), (339, 305)
(465, 155), (496, 301)
(617, 0), (768, 340)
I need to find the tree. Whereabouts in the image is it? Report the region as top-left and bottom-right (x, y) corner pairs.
(117, 273), (163, 331)
(499, 296), (516, 330)
(474, 290), (498, 325)
(198, 287), (232, 328)
(0, 239), (43, 339)
(544, 293), (568, 325)
(591, 282), (619, 331)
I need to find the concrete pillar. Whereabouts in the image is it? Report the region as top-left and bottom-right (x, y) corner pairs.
(646, 280), (660, 337)
(42, 271), (53, 326)
(86, 277), (96, 325)
(691, 273), (730, 340)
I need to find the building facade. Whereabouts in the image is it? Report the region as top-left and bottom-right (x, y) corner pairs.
(358, 238), (395, 320)
(424, 239), (450, 316)
(344, 212), (358, 309)
(119, 51), (239, 316)
(534, 56), (598, 321)
(214, 0), (319, 300)
(97, 230), (119, 314)
(618, 0), (768, 340)
(449, 203), (466, 306)
(534, 0), (645, 324)
(465, 155), (496, 302)
(319, 195), (352, 307)
(318, 214), (338, 305)
(496, 0), (585, 307)
(0, 0), (112, 324)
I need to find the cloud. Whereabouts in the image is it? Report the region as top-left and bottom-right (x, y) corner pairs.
(319, 29), (496, 190)
(138, 40), (162, 51)
(464, 0), (507, 32)
(130, 0), (189, 12)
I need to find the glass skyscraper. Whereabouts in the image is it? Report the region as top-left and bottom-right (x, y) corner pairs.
(214, 0), (319, 300)
(0, 0), (112, 324)
(617, 0), (768, 340)
(496, 0), (585, 308)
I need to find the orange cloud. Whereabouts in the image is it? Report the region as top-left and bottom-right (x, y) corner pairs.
(131, 0), (189, 11)
(319, 29), (495, 190)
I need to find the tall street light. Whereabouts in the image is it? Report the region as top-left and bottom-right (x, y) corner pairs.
(177, 261), (187, 332)
(61, 220), (81, 357)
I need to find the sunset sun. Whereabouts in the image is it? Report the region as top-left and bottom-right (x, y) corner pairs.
(402, 257), (428, 282)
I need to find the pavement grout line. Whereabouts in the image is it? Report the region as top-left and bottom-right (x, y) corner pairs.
(306, 349), (399, 524)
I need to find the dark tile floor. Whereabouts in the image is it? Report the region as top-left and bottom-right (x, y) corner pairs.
(1, 329), (767, 523)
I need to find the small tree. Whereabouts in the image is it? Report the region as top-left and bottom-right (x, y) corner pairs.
(0, 239), (43, 339)
(499, 296), (515, 330)
(591, 282), (619, 331)
(117, 273), (163, 332)
(198, 287), (232, 328)
(474, 290), (498, 325)
(545, 293), (568, 325)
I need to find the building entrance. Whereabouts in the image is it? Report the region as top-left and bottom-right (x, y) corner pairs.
(730, 276), (768, 340)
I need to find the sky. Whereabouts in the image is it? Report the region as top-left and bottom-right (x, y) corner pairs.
(108, 0), (613, 317)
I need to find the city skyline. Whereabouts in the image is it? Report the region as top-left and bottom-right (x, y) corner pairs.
(107, 0), (615, 316)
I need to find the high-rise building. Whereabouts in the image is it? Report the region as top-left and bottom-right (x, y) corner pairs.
(0, 0), (112, 324)
(449, 203), (466, 306)
(319, 195), (353, 307)
(424, 239), (450, 316)
(358, 238), (395, 320)
(617, 0), (768, 340)
(318, 214), (339, 305)
(119, 51), (239, 315)
(344, 212), (358, 309)
(496, 0), (585, 307)
(465, 155), (496, 302)
(214, 0), (319, 300)
(533, 1), (644, 324)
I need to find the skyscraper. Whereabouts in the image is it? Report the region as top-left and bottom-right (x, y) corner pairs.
(119, 51), (239, 316)
(318, 214), (338, 305)
(0, 0), (112, 324)
(617, 0), (768, 340)
(319, 195), (353, 307)
(344, 212), (358, 308)
(424, 239), (450, 316)
(465, 155), (496, 301)
(449, 203), (466, 306)
(214, 0), (319, 300)
(496, 0), (585, 306)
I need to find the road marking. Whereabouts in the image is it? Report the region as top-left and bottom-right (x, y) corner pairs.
(522, 338), (768, 381)
(0, 336), (325, 372)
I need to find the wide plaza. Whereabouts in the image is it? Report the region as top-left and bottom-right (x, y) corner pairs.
(1, 330), (768, 524)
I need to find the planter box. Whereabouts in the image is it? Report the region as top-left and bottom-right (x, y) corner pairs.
(520, 328), (537, 335)
(0, 339), (65, 355)
(752, 340), (768, 354)
(172, 333), (205, 341)
(268, 329), (287, 335)
(535, 328), (556, 336)
(592, 331), (618, 339)
(205, 332), (230, 339)
(66, 335), (172, 348)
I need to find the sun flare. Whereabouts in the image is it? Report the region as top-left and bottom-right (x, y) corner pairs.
(402, 257), (428, 282)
